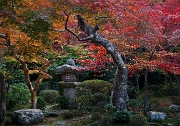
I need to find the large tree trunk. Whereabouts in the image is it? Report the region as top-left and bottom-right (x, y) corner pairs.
(65, 14), (129, 110)
(31, 90), (37, 109)
(0, 72), (5, 125)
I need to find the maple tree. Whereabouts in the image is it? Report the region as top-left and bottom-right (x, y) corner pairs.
(0, 0), (65, 108)
(0, 0), (180, 111)
(67, 0), (180, 109)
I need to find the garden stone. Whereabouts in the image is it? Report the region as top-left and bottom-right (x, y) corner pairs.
(14, 109), (44, 125)
(54, 121), (67, 125)
(166, 124), (174, 126)
(149, 111), (167, 122)
(169, 104), (180, 112)
(46, 112), (59, 117)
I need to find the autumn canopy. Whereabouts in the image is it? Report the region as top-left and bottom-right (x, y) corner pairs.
(0, 0), (180, 110)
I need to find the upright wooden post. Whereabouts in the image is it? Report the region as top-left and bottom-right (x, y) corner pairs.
(0, 72), (5, 125)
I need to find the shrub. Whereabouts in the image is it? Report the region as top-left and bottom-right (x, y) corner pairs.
(154, 118), (165, 124)
(171, 96), (180, 105)
(154, 107), (170, 116)
(78, 102), (93, 111)
(92, 92), (106, 105)
(92, 106), (103, 113)
(76, 79), (112, 111)
(100, 114), (113, 126)
(166, 118), (179, 126)
(104, 103), (116, 114)
(113, 110), (131, 122)
(127, 85), (139, 99)
(38, 82), (49, 93)
(91, 112), (101, 121)
(39, 89), (59, 104)
(157, 84), (179, 96)
(128, 99), (140, 113)
(6, 83), (31, 110)
(37, 96), (47, 110)
(148, 85), (161, 97)
(76, 79), (112, 99)
(56, 96), (69, 109)
(129, 114), (147, 126)
(61, 111), (74, 119)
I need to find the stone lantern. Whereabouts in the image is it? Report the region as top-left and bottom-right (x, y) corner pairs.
(56, 59), (80, 99)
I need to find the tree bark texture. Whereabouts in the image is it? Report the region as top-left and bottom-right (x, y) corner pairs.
(168, 72), (173, 96)
(65, 14), (129, 110)
(174, 75), (180, 96)
(0, 72), (5, 125)
(143, 68), (148, 115)
(31, 90), (37, 109)
(135, 71), (139, 91)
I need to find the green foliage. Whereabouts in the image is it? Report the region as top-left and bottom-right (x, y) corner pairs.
(76, 79), (112, 111)
(154, 107), (170, 116)
(148, 85), (161, 93)
(91, 112), (101, 121)
(113, 110), (132, 122)
(37, 96), (47, 110)
(6, 83), (31, 110)
(147, 100), (157, 111)
(91, 92), (106, 105)
(61, 111), (74, 119)
(78, 63), (116, 83)
(38, 82), (49, 93)
(128, 99), (140, 114)
(92, 106), (103, 113)
(77, 79), (112, 95)
(129, 114), (148, 126)
(166, 118), (179, 126)
(104, 103), (116, 114)
(154, 118), (165, 124)
(171, 96), (180, 105)
(39, 89), (60, 104)
(127, 85), (139, 99)
(100, 114), (113, 126)
(157, 83), (179, 96)
(56, 96), (69, 109)
(147, 69), (167, 86)
(78, 102), (93, 111)
(19, 11), (51, 43)
(0, 59), (25, 83)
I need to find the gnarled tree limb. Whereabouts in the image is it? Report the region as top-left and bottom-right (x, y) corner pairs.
(65, 13), (129, 110)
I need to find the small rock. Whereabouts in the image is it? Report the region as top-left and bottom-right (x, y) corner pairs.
(149, 111), (167, 122)
(167, 124), (174, 126)
(14, 109), (44, 125)
(54, 121), (67, 125)
(169, 104), (180, 112)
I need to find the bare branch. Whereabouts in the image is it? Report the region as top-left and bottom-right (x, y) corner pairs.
(64, 12), (93, 41)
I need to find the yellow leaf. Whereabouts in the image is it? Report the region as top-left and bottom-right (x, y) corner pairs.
(29, 70), (39, 74)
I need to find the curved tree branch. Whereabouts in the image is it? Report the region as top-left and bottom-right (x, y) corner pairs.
(64, 12), (94, 41)
(64, 14), (129, 110)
